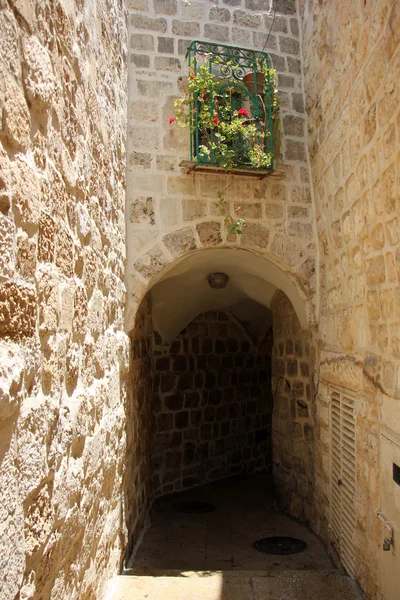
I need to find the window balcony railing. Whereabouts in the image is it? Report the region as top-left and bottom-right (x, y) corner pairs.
(177, 41), (277, 177)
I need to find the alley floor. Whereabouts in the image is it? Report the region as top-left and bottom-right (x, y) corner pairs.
(111, 475), (364, 599)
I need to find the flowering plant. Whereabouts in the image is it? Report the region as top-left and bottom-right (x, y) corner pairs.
(170, 62), (278, 171)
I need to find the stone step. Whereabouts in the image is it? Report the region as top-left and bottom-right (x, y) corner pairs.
(110, 568), (365, 600)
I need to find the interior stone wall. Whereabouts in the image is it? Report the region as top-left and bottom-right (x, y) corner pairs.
(271, 290), (314, 522)
(151, 310), (273, 497)
(125, 0), (317, 333)
(299, 1), (400, 597)
(125, 297), (153, 561)
(0, 1), (128, 598)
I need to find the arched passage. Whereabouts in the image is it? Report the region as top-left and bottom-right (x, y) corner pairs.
(124, 247), (315, 561)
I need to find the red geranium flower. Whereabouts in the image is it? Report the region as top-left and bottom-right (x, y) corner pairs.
(190, 74), (195, 79)
(237, 108), (249, 117)
(213, 117), (220, 124)
(169, 117), (175, 124)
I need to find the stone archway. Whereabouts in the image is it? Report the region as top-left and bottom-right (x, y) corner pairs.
(124, 246), (316, 561)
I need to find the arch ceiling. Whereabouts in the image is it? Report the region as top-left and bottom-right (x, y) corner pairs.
(148, 248), (308, 342)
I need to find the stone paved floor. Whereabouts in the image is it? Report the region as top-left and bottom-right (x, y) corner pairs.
(111, 475), (364, 599)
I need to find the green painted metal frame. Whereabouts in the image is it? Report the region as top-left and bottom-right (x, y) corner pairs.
(186, 40), (275, 173)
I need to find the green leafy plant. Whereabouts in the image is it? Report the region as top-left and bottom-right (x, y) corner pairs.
(170, 62), (278, 172)
(215, 190), (247, 236)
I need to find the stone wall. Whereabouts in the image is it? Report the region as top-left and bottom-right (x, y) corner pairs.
(299, 0), (400, 597)
(271, 290), (314, 522)
(151, 310), (273, 497)
(125, 0), (317, 333)
(0, 1), (128, 598)
(125, 298), (153, 561)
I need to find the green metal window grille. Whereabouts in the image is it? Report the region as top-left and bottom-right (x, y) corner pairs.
(185, 40), (275, 174)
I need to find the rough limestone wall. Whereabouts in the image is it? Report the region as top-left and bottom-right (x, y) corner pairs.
(271, 290), (313, 522)
(126, 0), (317, 333)
(151, 310), (273, 497)
(299, 0), (400, 597)
(125, 298), (153, 561)
(0, 1), (128, 599)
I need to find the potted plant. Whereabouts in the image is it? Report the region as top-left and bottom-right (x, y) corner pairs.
(170, 61), (278, 172)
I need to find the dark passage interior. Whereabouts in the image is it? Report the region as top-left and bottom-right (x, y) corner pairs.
(151, 310), (273, 498)
(124, 253), (315, 566)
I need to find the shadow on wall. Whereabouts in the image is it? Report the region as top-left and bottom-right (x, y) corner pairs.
(123, 297), (153, 563)
(151, 309), (274, 498)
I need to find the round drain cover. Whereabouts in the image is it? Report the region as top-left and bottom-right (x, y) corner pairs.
(173, 501), (216, 514)
(253, 536), (307, 555)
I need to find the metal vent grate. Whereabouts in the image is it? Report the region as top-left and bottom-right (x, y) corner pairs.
(330, 388), (356, 577)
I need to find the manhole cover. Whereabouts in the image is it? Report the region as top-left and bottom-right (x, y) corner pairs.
(253, 536), (307, 555)
(173, 501), (216, 514)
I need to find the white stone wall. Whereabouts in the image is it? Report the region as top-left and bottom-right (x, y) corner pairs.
(0, 1), (128, 598)
(126, 0), (317, 333)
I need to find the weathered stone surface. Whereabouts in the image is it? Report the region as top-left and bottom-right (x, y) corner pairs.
(0, 1), (129, 598)
(196, 221), (222, 246)
(22, 36), (55, 107)
(0, 282), (36, 337)
(2, 84), (30, 150)
(163, 228), (197, 257)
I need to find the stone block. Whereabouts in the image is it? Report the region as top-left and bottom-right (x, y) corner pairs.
(2, 84), (30, 151)
(155, 57), (181, 71)
(204, 24), (230, 42)
(153, 0), (177, 14)
(130, 33), (154, 51)
(233, 10), (261, 27)
(38, 212), (56, 263)
(158, 36), (174, 53)
(223, 0), (241, 5)
(269, 52), (286, 72)
(128, 0), (149, 8)
(159, 196), (179, 226)
(131, 14), (167, 32)
(156, 155), (176, 171)
(290, 18), (299, 36)
(178, 39), (191, 55)
(0, 282), (36, 337)
(279, 36), (300, 55)
(163, 228), (197, 257)
(245, 0), (269, 9)
(182, 199), (207, 221)
(232, 28), (251, 46)
(131, 54), (150, 68)
(283, 115), (304, 137)
(129, 151), (152, 169)
(209, 7), (231, 21)
(284, 139), (306, 161)
(241, 222), (269, 248)
(130, 196), (155, 226)
(22, 36), (55, 107)
(56, 228), (74, 278)
(137, 79), (173, 97)
(130, 124), (160, 150)
(134, 245), (169, 280)
(365, 256), (386, 285)
(274, 0), (296, 15)
(16, 232), (36, 279)
(196, 221), (222, 246)
(287, 56), (301, 74)
(12, 159), (40, 229)
(0, 216), (15, 282)
(292, 92), (305, 113)
(253, 31), (277, 50)
(172, 20), (200, 37)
